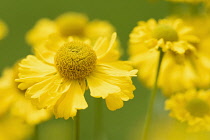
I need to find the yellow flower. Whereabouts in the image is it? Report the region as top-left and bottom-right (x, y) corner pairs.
(134, 118), (210, 140)
(26, 12), (88, 46)
(16, 33), (137, 119)
(165, 89), (210, 131)
(0, 66), (51, 125)
(26, 12), (120, 48)
(128, 18), (209, 95)
(0, 20), (8, 40)
(0, 114), (33, 140)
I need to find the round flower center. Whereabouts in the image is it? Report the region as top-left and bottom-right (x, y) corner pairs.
(186, 98), (210, 117)
(55, 41), (97, 80)
(152, 24), (178, 42)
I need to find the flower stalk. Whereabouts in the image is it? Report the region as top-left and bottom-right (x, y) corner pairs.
(142, 48), (164, 140)
(94, 98), (104, 140)
(73, 111), (80, 140)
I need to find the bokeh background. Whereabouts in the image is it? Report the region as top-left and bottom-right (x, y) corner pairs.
(0, 0), (173, 140)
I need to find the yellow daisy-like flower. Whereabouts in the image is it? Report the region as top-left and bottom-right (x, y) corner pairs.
(0, 115), (33, 140)
(165, 89), (210, 131)
(0, 66), (51, 125)
(0, 20), (8, 40)
(129, 18), (206, 95)
(16, 33), (137, 119)
(26, 12), (118, 46)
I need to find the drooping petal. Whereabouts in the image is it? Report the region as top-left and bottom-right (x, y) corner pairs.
(105, 94), (124, 111)
(54, 80), (88, 119)
(87, 73), (121, 99)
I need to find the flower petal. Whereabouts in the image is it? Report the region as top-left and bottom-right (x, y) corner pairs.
(26, 74), (68, 109)
(105, 94), (124, 111)
(87, 73), (121, 99)
(54, 80), (88, 119)
(16, 55), (56, 90)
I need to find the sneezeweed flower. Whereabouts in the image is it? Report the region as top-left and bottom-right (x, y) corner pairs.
(0, 114), (33, 140)
(26, 12), (117, 46)
(16, 33), (137, 119)
(0, 20), (8, 40)
(165, 89), (210, 132)
(128, 17), (210, 96)
(0, 65), (51, 125)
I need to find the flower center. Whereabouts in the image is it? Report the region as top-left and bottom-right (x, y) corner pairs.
(186, 98), (210, 117)
(56, 14), (88, 37)
(152, 24), (178, 42)
(55, 41), (97, 80)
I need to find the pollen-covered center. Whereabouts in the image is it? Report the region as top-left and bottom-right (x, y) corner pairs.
(152, 24), (179, 42)
(186, 98), (210, 117)
(55, 41), (97, 80)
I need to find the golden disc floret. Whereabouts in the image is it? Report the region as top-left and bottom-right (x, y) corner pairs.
(152, 24), (179, 42)
(55, 41), (97, 80)
(186, 98), (210, 117)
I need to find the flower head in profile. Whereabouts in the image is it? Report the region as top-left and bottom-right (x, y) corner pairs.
(0, 20), (8, 40)
(16, 33), (137, 119)
(128, 17), (210, 96)
(0, 65), (51, 125)
(165, 89), (210, 131)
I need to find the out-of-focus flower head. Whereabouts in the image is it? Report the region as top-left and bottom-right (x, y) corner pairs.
(26, 12), (118, 46)
(0, 114), (33, 140)
(0, 64), (51, 125)
(166, 89), (210, 132)
(0, 20), (8, 40)
(128, 17), (209, 96)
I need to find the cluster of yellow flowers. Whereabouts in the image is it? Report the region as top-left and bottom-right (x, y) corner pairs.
(0, 13), (138, 139)
(129, 0), (210, 133)
(1, 0), (210, 139)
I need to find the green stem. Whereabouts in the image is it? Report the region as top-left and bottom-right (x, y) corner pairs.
(33, 125), (39, 140)
(94, 98), (104, 140)
(142, 48), (164, 140)
(74, 111), (80, 140)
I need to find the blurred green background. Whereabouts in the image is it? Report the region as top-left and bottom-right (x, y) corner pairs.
(0, 0), (170, 140)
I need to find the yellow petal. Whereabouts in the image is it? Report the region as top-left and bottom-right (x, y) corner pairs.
(54, 80), (88, 119)
(96, 62), (138, 77)
(16, 55), (56, 90)
(94, 32), (120, 62)
(105, 94), (124, 111)
(87, 73), (121, 99)
(26, 74), (68, 109)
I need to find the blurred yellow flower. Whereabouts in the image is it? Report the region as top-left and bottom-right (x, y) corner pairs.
(165, 89), (210, 131)
(134, 117), (210, 140)
(84, 20), (115, 40)
(0, 20), (8, 40)
(16, 33), (137, 119)
(0, 66), (51, 125)
(26, 12), (117, 46)
(128, 18), (210, 96)
(0, 115), (33, 140)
